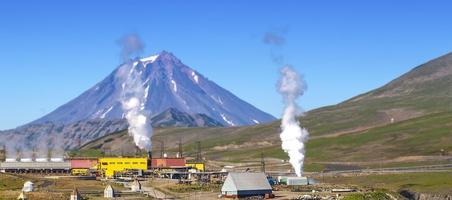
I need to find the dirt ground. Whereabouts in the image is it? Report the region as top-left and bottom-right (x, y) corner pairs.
(0, 173), (146, 200)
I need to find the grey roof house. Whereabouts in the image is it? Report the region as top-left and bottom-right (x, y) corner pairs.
(221, 172), (273, 198)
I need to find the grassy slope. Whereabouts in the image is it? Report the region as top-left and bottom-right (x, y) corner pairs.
(79, 112), (452, 171)
(302, 52), (452, 136)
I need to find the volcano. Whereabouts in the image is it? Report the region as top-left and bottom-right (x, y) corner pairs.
(32, 51), (275, 127)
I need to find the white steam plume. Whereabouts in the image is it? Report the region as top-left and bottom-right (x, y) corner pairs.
(277, 66), (309, 177)
(117, 34), (152, 151)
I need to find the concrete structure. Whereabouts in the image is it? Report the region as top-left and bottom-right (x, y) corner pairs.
(221, 172), (272, 198)
(70, 188), (81, 200)
(104, 185), (115, 198)
(98, 157), (147, 178)
(131, 179), (142, 192)
(0, 161), (71, 174)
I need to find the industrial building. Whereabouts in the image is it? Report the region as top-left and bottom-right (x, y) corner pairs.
(98, 157), (148, 178)
(221, 172), (273, 198)
(70, 159), (98, 175)
(0, 160), (71, 174)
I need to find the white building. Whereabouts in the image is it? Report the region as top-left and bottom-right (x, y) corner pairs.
(70, 188), (81, 200)
(104, 184), (115, 198)
(221, 172), (272, 198)
(22, 181), (33, 192)
(131, 179), (141, 192)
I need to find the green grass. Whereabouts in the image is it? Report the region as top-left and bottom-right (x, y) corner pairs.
(0, 174), (23, 190)
(342, 192), (392, 200)
(167, 183), (221, 193)
(68, 149), (105, 157)
(322, 172), (452, 194)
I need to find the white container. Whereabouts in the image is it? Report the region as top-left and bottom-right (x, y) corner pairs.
(287, 177), (308, 186)
(50, 158), (64, 162)
(20, 158), (33, 162)
(35, 158), (48, 162)
(5, 158), (17, 162)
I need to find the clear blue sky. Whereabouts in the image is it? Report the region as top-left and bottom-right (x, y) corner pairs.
(1, 0), (452, 130)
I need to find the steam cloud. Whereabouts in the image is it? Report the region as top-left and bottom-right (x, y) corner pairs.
(263, 28), (309, 177)
(263, 28), (288, 65)
(278, 66), (309, 177)
(117, 34), (152, 151)
(4, 131), (64, 160)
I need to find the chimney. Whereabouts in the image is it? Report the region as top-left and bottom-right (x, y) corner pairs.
(147, 151), (152, 159)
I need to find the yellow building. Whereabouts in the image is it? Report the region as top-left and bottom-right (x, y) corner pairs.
(98, 157), (148, 177)
(185, 162), (205, 171)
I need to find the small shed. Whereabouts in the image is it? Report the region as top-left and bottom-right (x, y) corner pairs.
(131, 179), (141, 192)
(70, 188), (81, 200)
(104, 184), (115, 198)
(22, 181), (33, 192)
(221, 172), (272, 198)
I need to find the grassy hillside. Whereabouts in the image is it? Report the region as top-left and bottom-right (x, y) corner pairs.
(302, 52), (452, 136)
(79, 111), (452, 172)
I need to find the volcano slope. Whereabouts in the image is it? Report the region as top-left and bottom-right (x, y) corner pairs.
(78, 52), (452, 171)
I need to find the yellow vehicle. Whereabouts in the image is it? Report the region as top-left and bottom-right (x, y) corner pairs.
(98, 157), (148, 178)
(71, 168), (90, 176)
(185, 162), (205, 171)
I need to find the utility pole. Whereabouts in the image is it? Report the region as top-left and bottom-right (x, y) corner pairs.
(196, 141), (202, 162)
(77, 135), (82, 149)
(160, 140), (165, 158)
(261, 152), (266, 173)
(178, 138), (183, 158)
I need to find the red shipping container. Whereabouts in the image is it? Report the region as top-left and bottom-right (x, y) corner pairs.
(70, 159), (98, 169)
(151, 158), (185, 167)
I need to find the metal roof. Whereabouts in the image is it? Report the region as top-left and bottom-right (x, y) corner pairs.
(222, 172), (272, 191)
(0, 161), (71, 169)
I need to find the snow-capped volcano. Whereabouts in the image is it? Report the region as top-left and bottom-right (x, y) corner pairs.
(32, 51), (276, 127)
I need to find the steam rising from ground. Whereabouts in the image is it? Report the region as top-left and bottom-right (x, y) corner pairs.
(263, 28), (309, 177)
(4, 132), (64, 160)
(278, 66), (309, 177)
(117, 34), (152, 151)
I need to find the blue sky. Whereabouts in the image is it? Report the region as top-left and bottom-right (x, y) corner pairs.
(1, 0), (452, 130)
